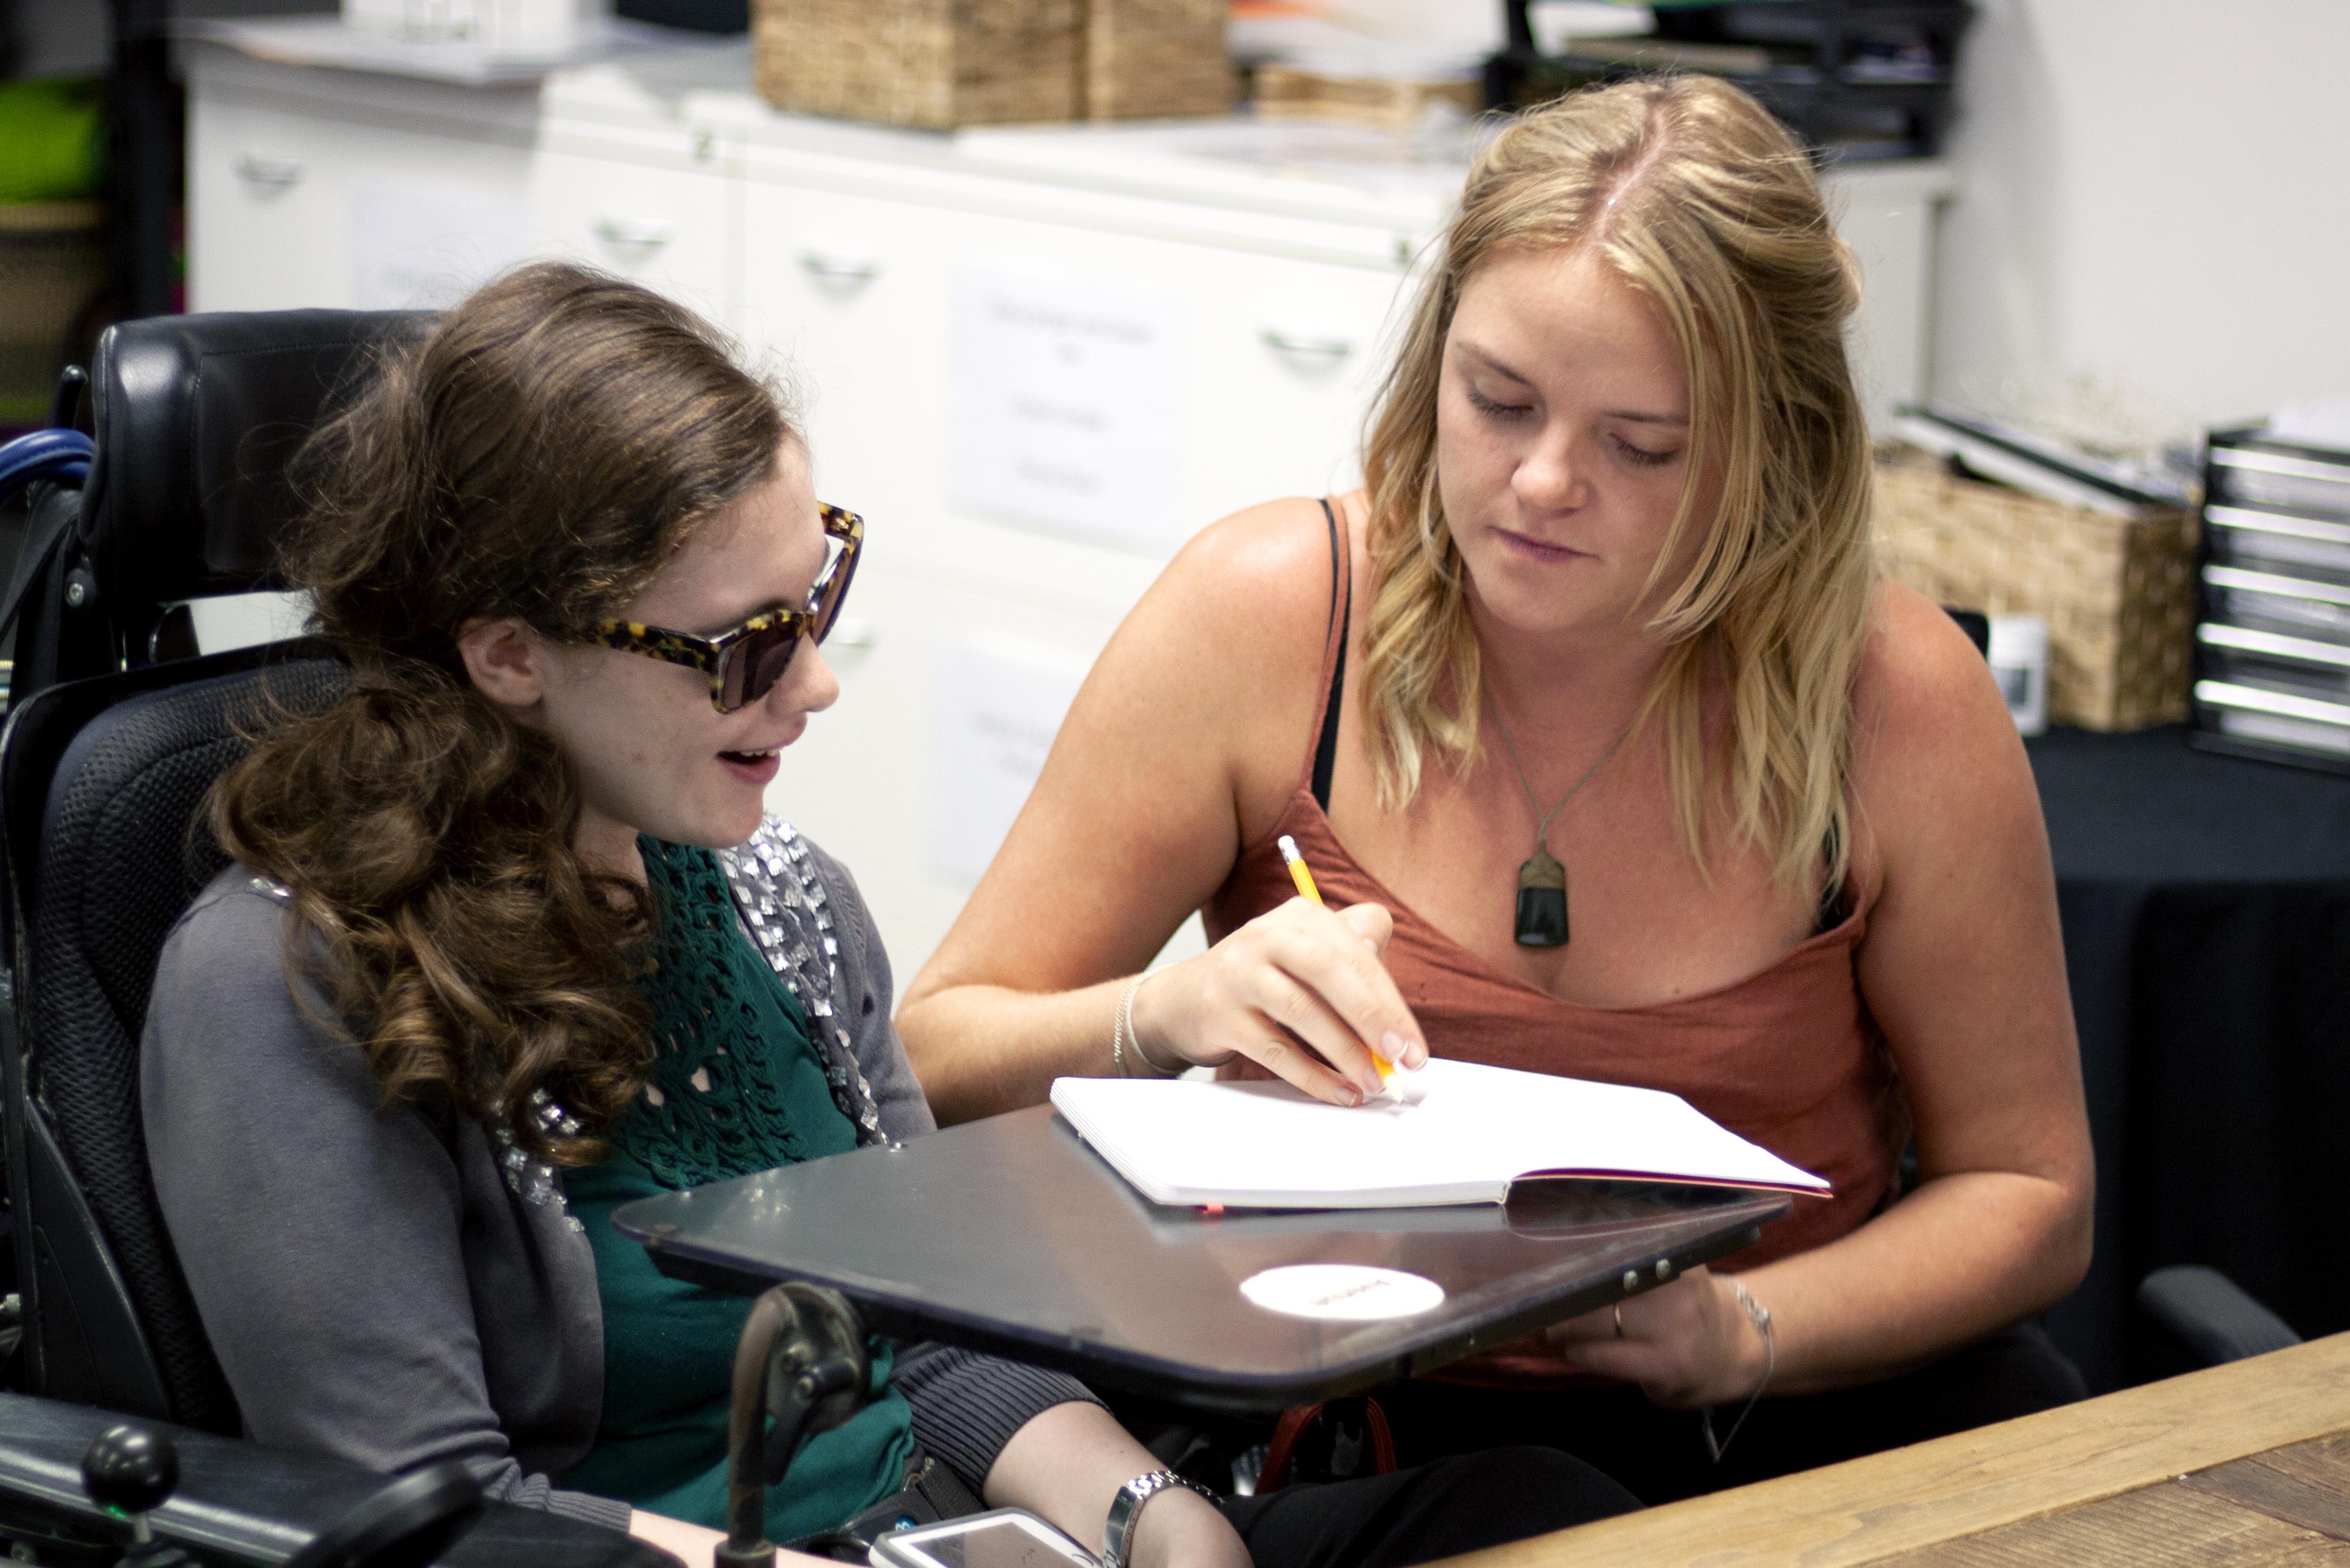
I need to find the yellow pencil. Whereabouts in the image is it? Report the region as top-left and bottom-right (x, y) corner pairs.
(1276, 833), (1323, 906)
(1276, 834), (1396, 1087)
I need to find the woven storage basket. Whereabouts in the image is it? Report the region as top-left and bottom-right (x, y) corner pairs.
(754, 0), (1083, 129)
(1087, 0), (1229, 120)
(753, 0), (1228, 130)
(1873, 449), (2199, 731)
(1251, 65), (1481, 131)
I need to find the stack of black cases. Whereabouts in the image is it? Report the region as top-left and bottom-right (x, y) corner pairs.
(1486, 1), (1975, 162)
(2192, 428), (2350, 771)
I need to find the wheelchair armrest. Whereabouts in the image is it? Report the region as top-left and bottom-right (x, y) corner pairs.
(2136, 1265), (2304, 1367)
(0, 1391), (675, 1566)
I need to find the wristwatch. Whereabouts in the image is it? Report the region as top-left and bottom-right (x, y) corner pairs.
(1102, 1469), (1218, 1568)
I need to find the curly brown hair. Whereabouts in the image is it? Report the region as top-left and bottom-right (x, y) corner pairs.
(211, 261), (793, 1166)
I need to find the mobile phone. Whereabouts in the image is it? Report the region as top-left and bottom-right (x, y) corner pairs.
(868, 1508), (1097, 1568)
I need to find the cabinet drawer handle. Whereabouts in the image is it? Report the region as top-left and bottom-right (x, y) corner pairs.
(235, 153), (304, 188)
(800, 252), (881, 285)
(1261, 330), (1354, 361)
(594, 218), (673, 250)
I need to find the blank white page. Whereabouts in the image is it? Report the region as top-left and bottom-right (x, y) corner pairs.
(1051, 1058), (1828, 1209)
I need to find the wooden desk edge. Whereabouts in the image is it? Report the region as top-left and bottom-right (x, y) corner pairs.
(1433, 1331), (2350, 1568)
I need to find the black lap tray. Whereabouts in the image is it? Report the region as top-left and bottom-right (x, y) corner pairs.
(617, 1105), (1788, 1412)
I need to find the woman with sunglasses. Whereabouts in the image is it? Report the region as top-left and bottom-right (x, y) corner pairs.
(899, 77), (2092, 1504)
(140, 262), (1634, 1566)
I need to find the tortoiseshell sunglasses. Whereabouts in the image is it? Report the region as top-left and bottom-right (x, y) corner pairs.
(589, 504), (864, 713)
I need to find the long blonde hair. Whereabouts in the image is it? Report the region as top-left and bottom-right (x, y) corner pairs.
(1359, 74), (1877, 894)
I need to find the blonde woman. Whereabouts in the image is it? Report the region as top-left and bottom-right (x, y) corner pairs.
(898, 76), (2093, 1501)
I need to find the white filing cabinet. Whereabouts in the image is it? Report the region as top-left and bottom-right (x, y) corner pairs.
(527, 127), (737, 332)
(717, 115), (1424, 974)
(188, 49), (540, 312)
(184, 36), (1953, 981)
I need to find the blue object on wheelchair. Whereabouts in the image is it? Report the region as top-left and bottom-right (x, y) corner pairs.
(0, 428), (93, 503)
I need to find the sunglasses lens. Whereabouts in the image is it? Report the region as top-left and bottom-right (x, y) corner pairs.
(721, 622), (803, 712)
(719, 643), (752, 712)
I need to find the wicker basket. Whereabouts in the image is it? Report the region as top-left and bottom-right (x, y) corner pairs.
(753, 0), (1229, 130)
(1873, 448), (2199, 731)
(1251, 65), (1481, 131)
(1086, 0), (1231, 122)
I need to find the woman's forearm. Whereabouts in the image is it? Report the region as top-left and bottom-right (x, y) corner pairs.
(983, 1402), (1246, 1568)
(899, 978), (1126, 1125)
(904, 899), (1418, 1125)
(1739, 1168), (2091, 1396)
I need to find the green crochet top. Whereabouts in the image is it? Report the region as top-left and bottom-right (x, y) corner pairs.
(562, 837), (915, 1542)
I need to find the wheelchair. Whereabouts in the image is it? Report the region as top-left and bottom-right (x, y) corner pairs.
(0, 311), (674, 1566)
(0, 307), (2305, 1565)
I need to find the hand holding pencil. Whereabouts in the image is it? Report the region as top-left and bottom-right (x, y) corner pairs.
(1121, 833), (1428, 1108)
(1278, 834), (1424, 1104)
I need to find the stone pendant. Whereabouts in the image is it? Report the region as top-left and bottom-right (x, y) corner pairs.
(1515, 846), (1569, 948)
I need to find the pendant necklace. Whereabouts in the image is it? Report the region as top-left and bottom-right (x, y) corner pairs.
(1485, 688), (1631, 950)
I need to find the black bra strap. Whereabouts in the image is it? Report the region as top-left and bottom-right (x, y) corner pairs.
(1815, 818), (1851, 935)
(1311, 498), (1350, 812)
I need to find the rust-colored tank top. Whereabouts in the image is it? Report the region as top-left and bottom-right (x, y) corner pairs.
(1202, 506), (1910, 1386)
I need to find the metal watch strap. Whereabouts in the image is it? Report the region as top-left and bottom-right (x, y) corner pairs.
(1102, 1470), (1217, 1568)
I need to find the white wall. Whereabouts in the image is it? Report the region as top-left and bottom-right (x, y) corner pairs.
(1933, 0), (2350, 438)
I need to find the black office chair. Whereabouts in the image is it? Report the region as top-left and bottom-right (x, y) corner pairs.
(2137, 1266), (2303, 1369)
(0, 309), (419, 1431)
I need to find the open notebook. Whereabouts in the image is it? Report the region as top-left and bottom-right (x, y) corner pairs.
(1051, 1058), (1830, 1210)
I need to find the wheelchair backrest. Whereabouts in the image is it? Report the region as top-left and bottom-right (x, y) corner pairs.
(2, 649), (348, 1430)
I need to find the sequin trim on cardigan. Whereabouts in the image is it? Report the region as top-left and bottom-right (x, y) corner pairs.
(713, 818), (888, 1149)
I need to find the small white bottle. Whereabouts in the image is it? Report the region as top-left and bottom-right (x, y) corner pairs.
(1987, 614), (2050, 736)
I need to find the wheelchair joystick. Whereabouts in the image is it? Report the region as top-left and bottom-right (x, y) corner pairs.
(81, 1424), (196, 1567)
(719, 1284), (872, 1568)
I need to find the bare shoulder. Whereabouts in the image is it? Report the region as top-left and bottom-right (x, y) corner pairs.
(1149, 494), (1342, 650)
(1848, 579), (2038, 850)
(1068, 493), (1346, 838)
(1106, 494), (1343, 718)
(1852, 583), (2002, 729)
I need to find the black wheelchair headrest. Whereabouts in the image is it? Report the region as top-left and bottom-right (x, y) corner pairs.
(80, 309), (431, 613)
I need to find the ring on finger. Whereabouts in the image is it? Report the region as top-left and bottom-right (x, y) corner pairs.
(1614, 1302), (1625, 1338)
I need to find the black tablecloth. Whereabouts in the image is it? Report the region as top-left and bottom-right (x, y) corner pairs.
(2027, 724), (2350, 1391)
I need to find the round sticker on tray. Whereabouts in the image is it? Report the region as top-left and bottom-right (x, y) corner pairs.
(1239, 1264), (1446, 1322)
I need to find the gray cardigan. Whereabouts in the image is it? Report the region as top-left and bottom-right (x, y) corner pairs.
(141, 831), (1094, 1534)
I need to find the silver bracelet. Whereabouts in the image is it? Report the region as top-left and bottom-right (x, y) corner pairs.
(1700, 1278), (1774, 1464)
(1111, 974), (1141, 1077)
(1113, 972), (1181, 1079)
(1102, 1469), (1218, 1568)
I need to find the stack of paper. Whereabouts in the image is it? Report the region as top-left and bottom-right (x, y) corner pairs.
(1051, 1058), (1828, 1211)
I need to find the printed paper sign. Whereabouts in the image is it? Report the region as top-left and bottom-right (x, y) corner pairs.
(947, 263), (1183, 552)
(929, 635), (1092, 885)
